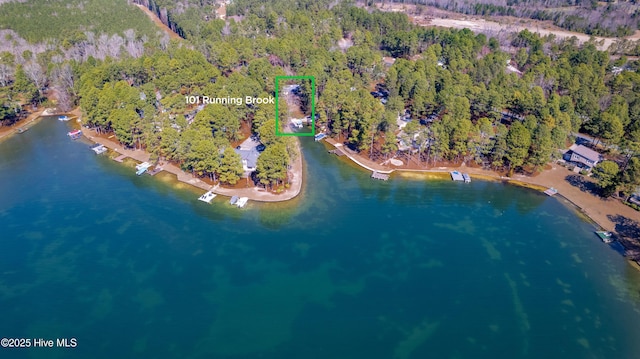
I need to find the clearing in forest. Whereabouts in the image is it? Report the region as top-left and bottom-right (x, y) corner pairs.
(275, 76), (315, 137)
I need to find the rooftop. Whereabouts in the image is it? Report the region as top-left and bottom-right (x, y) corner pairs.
(570, 144), (602, 163)
(382, 56), (396, 66)
(235, 147), (260, 169)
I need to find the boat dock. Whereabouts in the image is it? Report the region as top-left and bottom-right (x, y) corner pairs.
(147, 166), (163, 176)
(198, 190), (216, 203)
(462, 173), (471, 183)
(236, 197), (249, 208)
(328, 148), (346, 156)
(371, 171), (390, 181)
(135, 162), (152, 176)
(67, 129), (82, 140)
(544, 187), (558, 196)
(595, 231), (614, 243)
(450, 171), (465, 181)
(113, 154), (128, 163)
(90, 144), (107, 155)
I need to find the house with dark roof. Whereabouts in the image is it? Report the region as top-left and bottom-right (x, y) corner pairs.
(565, 144), (603, 170)
(234, 147), (260, 172)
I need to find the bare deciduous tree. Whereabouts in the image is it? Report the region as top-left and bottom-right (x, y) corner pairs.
(54, 83), (73, 112)
(23, 61), (46, 95)
(107, 34), (124, 58)
(0, 64), (13, 87)
(52, 64), (76, 97)
(159, 33), (170, 50)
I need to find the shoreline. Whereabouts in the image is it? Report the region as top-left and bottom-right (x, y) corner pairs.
(70, 109), (303, 203)
(0, 108), (51, 143)
(322, 137), (640, 267)
(11, 111), (638, 262)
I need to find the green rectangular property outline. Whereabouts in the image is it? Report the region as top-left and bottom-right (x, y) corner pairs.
(275, 76), (315, 137)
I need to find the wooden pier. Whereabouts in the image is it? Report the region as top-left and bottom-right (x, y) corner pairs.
(328, 148), (346, 156)
(113, 154), (128, 163)
(371, 171), (390, 181)
(147, 166), (163, 176)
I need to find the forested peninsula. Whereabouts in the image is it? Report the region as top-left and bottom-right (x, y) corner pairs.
(0, 0), (640, 199)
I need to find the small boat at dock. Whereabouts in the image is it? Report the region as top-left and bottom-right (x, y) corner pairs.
(17, 127), (28, 134)
(198, 191), (216, 203)
(229, 196), (239, 205)
(544, 187), (558, 196)
(135, 162), (151, 176)
(236, 197), (249, 208)
(67, 129), (82, 140)
(58, 115), (70, 121)
(595, 231), (614, 244)
(314, 133), (327, 141)
(462, 173), (471, 183)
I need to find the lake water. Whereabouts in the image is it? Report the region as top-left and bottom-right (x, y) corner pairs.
(1, 118), (640, 359)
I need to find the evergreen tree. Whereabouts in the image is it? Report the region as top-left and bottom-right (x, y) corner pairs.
(593, 160), (620, 197)
(256, 143), (290, 188)
(505, 122), (531, 171)
(218, 147), (243, 185)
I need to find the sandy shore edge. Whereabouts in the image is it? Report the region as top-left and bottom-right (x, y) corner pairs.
(0, 108), (56, 143)
(323, 137), (640, 267)
(72, 109), (303, 203)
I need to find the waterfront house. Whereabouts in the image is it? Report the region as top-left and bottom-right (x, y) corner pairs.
(565, 144), (602, 170)
(234, 147), (260, 172)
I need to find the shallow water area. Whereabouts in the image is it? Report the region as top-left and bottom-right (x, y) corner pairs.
(1, 119), (640, 358)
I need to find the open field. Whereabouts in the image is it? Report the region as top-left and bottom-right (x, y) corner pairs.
(376, 3), (640, 51)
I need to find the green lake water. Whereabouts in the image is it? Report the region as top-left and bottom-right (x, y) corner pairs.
(1, 118), (640, 359)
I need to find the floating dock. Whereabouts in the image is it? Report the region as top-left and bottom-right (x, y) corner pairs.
(67, 129), (82, 140)
(90, 144), (107, 155)
(198, 191), (216, 203)
(135, 162), (152, 176)
(371, 171), (389, 181)
(544, 187), (558, 196)
(450, 171), (464, 181)
(113, 154), (128, 163)
(595, 231), (614, 243)
(236, 197), (249, 208)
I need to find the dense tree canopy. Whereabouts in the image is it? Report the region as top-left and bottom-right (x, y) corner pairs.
(2, 0), (640, 196)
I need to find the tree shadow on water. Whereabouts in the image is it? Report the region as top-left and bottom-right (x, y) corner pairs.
(565, 174), (600, 196)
